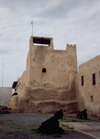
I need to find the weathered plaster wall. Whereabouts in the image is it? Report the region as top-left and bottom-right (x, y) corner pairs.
(22, 36), (78, 89)
(8, 86), (78, 114)
(75, 55), (100, 117)
(8, 36), (78, 114)
(0, 87), (12, 106)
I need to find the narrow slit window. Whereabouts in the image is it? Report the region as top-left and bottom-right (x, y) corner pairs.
(81, 76), (84, 86)
(42, 68), (46, 73)
(92, 73), (96, 85)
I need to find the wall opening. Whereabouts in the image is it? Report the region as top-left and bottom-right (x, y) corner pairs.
(92, 73), (96, 85)
(90, 96), (93, 102)
(33, 37), (50, 46)
(81, 76), (84, 86)
(42, 68), (46, 73)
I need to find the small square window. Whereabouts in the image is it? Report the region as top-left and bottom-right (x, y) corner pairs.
(42, 68), (46, 73)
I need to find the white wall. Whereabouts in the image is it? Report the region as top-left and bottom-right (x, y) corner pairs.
(0, 87), (12, 106)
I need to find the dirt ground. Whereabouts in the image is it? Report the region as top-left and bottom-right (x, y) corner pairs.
(0, 113), (97, 139)
(62, 121), (100, 139)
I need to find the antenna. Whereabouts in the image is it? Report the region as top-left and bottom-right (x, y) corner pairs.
(2, 63), (4, 87)
(31, 21), (33, 36)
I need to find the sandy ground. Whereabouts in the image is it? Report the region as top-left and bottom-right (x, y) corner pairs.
(0, 113), (97, 139)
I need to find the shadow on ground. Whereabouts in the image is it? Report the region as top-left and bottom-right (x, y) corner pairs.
(0, 113), (97, 139)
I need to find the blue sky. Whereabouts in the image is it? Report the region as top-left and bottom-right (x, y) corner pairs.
(0, 0), (100, 87)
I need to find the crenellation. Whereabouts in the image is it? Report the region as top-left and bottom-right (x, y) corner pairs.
(66, 44), (76, 49)
(66, 44), (77, 57)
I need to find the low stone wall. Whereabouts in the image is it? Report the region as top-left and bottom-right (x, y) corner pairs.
(8, 86), (78, 114)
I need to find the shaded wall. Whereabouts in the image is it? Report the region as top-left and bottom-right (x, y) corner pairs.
(75, 55), (100, 117)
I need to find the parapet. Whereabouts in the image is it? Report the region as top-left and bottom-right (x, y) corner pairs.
(66, 44), (76, 49)
(66, 44), (77, 56)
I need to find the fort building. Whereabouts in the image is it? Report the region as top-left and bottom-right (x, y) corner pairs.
(8, 36), (100, 118)
(8, 36), (78, 114)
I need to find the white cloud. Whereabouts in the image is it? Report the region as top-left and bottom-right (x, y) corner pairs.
(0, 0), (100, 86)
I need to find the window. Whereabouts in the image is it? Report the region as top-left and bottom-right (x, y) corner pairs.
(92, 73), (96, 85)
(42, 68), (46, 73)
(81, 76), (84, 86)
(90, 96), (93, 102)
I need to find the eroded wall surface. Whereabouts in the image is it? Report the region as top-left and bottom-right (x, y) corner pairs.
(21, 36), (77, 90)
(75, 55), (100, 117)
(0, 87), (12, 106)
(8, 36), (78, 114)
